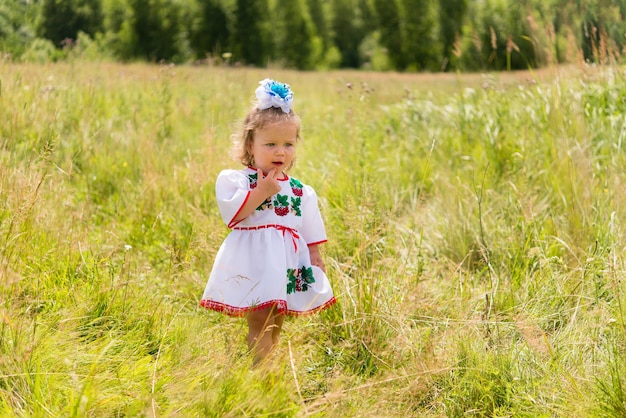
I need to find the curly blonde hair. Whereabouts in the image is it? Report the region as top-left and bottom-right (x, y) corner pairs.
(230, 106), (302, 168)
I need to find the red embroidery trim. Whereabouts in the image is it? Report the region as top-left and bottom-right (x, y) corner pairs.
(199, 297), (337, 317)
(227, 191), (251, 229)
(306, 239), (328, 247)
(233, 224), (300, 251)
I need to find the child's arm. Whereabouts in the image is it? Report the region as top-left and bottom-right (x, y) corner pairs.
(308, 244), (326, 273)
(231, 169), (280, 224)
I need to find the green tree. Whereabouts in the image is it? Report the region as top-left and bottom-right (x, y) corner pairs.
(358, 0), (376, 29)
(0, 0), (37, 57)
(578, 0), (626, 63)
(439, 0), (467, 71)
(100, 0), (136, 60)
(37, 0), (103, 46)
(331, 0), (365, 67)
(234, 0), (268, 66)
(461, 0), (536, 71)
(189, 0), (230, 59)
(307, 0), (329, 49)
(279, 0), (314, 69)
(373, 0), (405, 69)
(401, 0), (437, 71)
(126, 0), (181, 61)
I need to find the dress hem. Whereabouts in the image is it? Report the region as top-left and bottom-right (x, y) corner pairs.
(199, 297), (337, 317)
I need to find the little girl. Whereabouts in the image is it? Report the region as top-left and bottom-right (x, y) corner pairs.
(201, 79), (336, 365)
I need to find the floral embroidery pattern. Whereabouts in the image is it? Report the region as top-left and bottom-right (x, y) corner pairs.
(289, 178), (303, 216)
(249, 173), (271, 211)
(287, 266), (315, 294)
(256, 198), (272, 211)
(248, 173), (258, 189)
(291, 197), (301, 216)
(274, 194), (290, 216)
(248, 174), (303, 215)
(290, 178), (303, 196)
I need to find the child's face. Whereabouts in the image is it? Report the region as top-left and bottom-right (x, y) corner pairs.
(249, 122), (298, 175)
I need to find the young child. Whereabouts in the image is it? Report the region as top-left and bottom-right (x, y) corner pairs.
(200, 78), (336, 365)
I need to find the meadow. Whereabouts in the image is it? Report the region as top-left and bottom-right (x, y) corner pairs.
(1, 60), (625, 417)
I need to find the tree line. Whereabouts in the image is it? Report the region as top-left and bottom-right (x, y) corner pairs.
(1, 0), (625, 71)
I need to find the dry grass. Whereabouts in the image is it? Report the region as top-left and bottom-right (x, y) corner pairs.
(1, 60), (625, 416)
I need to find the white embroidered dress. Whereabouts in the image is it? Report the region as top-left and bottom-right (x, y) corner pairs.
(201, 168), (336, 316)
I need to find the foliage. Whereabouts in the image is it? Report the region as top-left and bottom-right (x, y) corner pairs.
(307, 0), (330, 52)
(1, 60), (625, 416)
(234, 0), (269, 66)
(439, 0), (468, 71)
(187, 0), (230, 60)
(126, 0), (183, 62)
(20, 37), (60, 63)
(401, 0), (438, 71)
(459, 0), (532, 71)
(37, 0), (103, 47)
(276, 0), (315, 70)
(2, 0), (626, 70)
(0, 0), (36, 59)
(330, 0), (367, 68)
(373, 0), (404, 69)
(578, 0), (626, 63)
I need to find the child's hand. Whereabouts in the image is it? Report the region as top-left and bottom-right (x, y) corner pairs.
(308, 244), (326, 273)
(256, 168), (281, 197)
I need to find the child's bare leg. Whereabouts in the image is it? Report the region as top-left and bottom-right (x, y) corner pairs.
(247, 306), (281, 365)
(272, 313), (284, 346)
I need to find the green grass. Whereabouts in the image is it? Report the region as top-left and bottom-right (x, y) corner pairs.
(1, 61), (625, 416)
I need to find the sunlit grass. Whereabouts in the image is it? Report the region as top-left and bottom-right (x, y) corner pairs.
(1, 61), (625, 416)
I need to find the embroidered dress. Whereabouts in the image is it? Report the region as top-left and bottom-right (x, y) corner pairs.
(201, 167), (336, 316)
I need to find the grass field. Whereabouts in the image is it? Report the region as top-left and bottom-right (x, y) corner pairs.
(1, 61), (625, 417)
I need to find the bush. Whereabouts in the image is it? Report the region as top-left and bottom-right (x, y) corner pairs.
(20, 37), (59, 63)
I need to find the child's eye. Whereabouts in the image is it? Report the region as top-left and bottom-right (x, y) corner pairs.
(286, 143), (294, 147)
(266, 143), (275, 147)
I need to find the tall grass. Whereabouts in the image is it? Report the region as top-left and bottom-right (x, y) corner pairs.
(1, 61), (625, 416)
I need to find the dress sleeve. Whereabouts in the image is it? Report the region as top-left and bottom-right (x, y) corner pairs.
(215, 170), (251, 228)
(300, 184), (327, 245)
